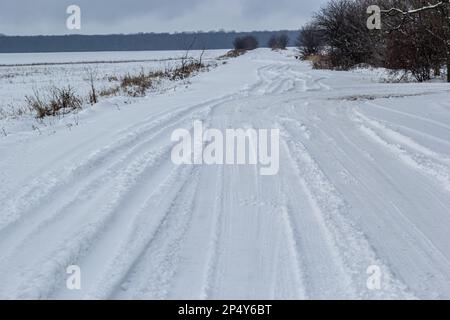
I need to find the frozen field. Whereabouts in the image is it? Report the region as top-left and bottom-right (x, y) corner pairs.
(0, 50), (228, 66)
(0, 49), (227, 122)
(0, 49), (449, 299)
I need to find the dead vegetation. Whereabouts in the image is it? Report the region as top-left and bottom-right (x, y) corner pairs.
(115, 59), (205, 97)
(14, 35), (210, 119)
(107, 75), (119, 82)
(26, 86), (82, 119)
(305, 54), (333, 70)
(120, 70), (154, 97)
(268, 34), (289, 50)
(219, 49), (247, 59)
(86, 69), (98, 105)
(99, 86), (120, 97)
(170, 59), (205, 80)
(233, 36), (259, 51)
(0, 103), (30, 120)
(19, 54), (209, 119)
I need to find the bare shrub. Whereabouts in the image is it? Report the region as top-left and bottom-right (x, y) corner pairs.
(233, 36), (259, 50)
(171, 59), (204, 80)
(26, 86), (82, 118)
(308, 54), (333, 69)
(381, 0), (449, 82)
(107, 75), (119, 82)
(297, 23), (324, 59)
(86, 69), (98, 105)
(268, 34), (289, 50)
(1, 103), (33, 119)
(120, 70), (153, 97)
(219, 49), (247, 59)
(302, 0), (450, 81)
(385, 32), (434, 82)
(99, 86), (120, 97)
(314, 0), (379, 69)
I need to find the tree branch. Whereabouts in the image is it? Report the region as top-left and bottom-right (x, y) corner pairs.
(381, 1), (448, 17)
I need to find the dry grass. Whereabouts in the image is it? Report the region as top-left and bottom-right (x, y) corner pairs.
(118, 60), (204, 96)
(107, 75), (119, 82)
(306, 54), (333, 70)
(26, 86), (82, 118)
(120, 70), (154, 97)
(219, 49), (246, 59)
(14, 56), (210, 119)
(99, 86), (120, 97)
(170, 60), (205, 81)
(0, 104), (31, 120)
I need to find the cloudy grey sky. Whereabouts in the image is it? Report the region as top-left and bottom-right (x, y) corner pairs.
(0, 0), (329, 36)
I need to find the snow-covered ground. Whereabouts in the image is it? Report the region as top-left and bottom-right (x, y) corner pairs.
(0, 50), (227, 66)
(0, 48), (449, 299)
(0, 49), (227, 130)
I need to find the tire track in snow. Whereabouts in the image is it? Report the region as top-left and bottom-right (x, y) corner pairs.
(57, 115), (218, 299)
(0, 145), (170, 298)
(280, 123), (414, 299)
(200, 166), (225, 299)
(110, 167), (202, 299)
(354, 110), (450, 151)
(0, 106), (212, 261)
(298, 111), (450, 298)
(353, 109), (450, 165)
(0, 143), (172, 263)
(276, 201), (308, 299)
(80, 147), (205, 299)
(0, 90), (238, 299)
(198, 113), (307, 299)
(0, 93), (237, 232)
(353, 114), (450, 193)
(366, 102), (450, 132)
(280, 139), (357, 298)
(106, 116), (229, 299)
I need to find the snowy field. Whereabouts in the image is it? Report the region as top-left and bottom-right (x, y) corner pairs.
(0, 49), (449, 299)
(0, 49), (227, 129)
(0, 50), (227, 66)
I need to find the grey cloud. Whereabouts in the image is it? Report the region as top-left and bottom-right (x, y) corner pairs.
(0, 0), (329, 35)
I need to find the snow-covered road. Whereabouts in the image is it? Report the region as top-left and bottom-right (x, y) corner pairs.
(1, 49), (450, 299)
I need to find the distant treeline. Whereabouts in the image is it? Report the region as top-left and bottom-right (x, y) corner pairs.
(0, 30), (299, 53)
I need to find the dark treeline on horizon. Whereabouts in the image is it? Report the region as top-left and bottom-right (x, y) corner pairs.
(0, 30), (299, 53)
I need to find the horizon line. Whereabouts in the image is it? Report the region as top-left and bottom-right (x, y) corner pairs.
(0, 29), (300, 38)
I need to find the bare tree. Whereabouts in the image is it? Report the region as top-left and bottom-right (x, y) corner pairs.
(313, 0), (380, 69)
(268, 35), (279, 50)
(268, 34), (289, 50)
(381, 0), (450, 82)
(233, 36), (259, 50)
(277, 34), (289, 49)
(297, 23), (324, 58)
(300, 0), (448, 80)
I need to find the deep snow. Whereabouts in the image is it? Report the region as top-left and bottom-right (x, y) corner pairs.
(0, 49), (449, 299)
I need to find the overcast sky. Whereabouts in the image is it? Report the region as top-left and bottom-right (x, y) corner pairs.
(0, 0), (329, 36)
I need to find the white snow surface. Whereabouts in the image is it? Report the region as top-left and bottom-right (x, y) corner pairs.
(0, 49), (450, 299)
(0, 49), (227, 127)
